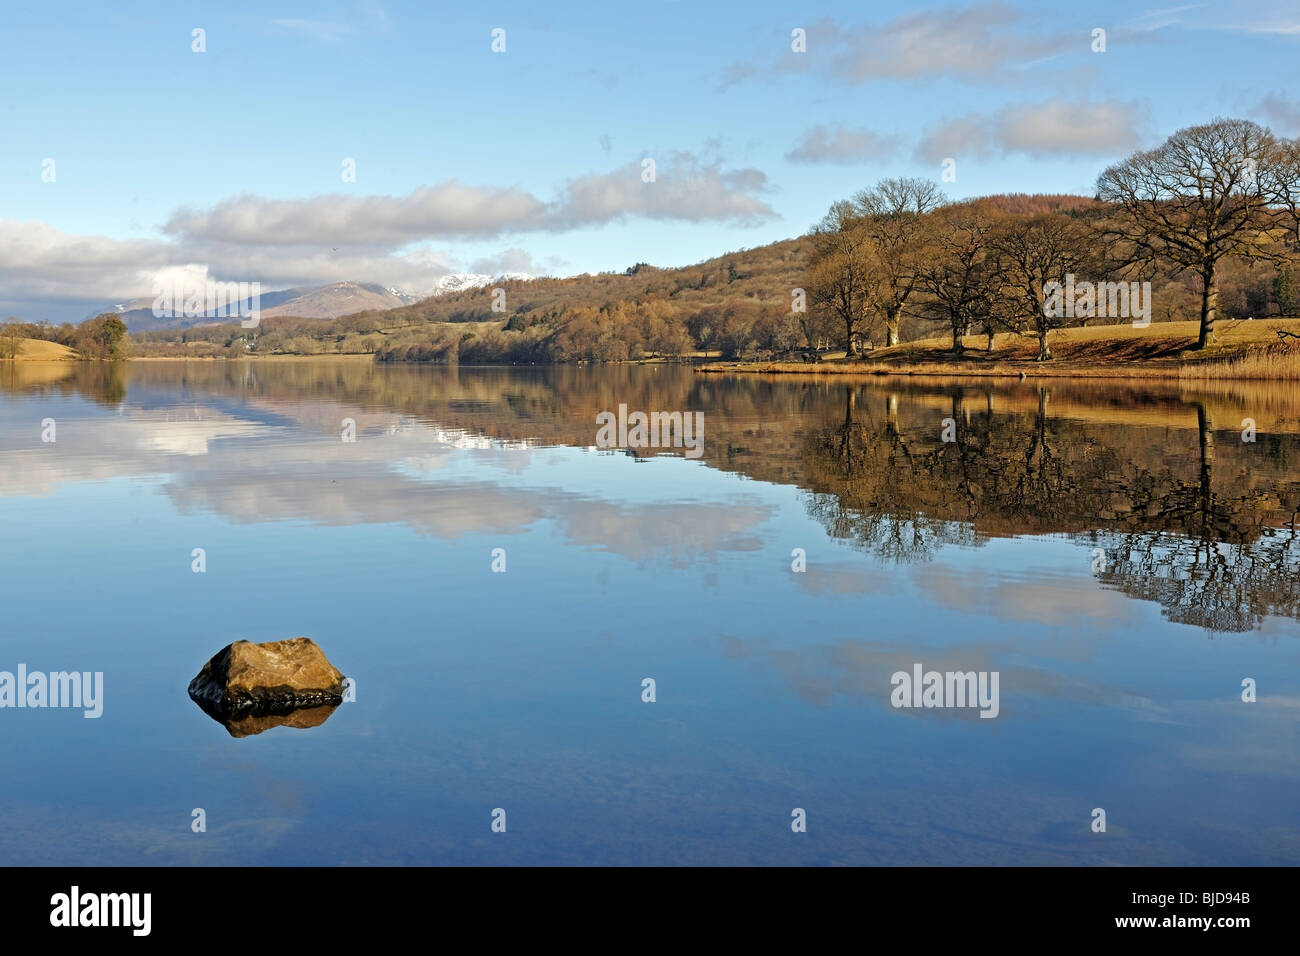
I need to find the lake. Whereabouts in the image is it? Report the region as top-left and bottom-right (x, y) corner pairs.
(1, 359), (1298, 865)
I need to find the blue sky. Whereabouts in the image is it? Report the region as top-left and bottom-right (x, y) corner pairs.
(2, 0), (1298, 320)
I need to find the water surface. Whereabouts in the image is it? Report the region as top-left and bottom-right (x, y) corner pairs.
(1, 360), (1297, 865)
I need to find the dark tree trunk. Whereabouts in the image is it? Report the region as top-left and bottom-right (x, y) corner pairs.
(1197, 266), (1218, 349)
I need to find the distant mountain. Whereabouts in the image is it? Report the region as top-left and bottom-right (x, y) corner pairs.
(433, 273), (535, 295)
(101, 288), (305, 332)
(259, 281), (424, 320)
(105, 277), (537, 331)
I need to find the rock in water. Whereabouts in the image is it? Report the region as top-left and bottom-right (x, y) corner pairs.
(188, 638), (347, 719)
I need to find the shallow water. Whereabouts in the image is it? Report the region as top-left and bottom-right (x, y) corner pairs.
(1, 360), (1298, 865)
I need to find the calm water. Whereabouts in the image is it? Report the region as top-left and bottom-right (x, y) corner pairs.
(1, 360), (1298, 865)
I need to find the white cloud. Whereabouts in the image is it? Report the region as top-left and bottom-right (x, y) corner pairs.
(786, 126), (901, 164)
(551, 153), (773, 227)
(468, 247), (544, 276)
(721, 6), (1074, 88)
(164, 153), (773, 244)
(835, 3), (1039, 80)
(915, 116), (997, 163)
(915, 99), (1146, 162)
(997, 100), (1146, 154)
(0, 218), (463, 310)
(164, 183), (551, 245)
(0, 151), (773, 316)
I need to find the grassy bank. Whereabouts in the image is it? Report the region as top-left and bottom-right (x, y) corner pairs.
(697, 319), (1300, 380)
(1, 338), (79, 361)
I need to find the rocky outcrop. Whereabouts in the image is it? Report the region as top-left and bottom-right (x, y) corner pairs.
(188, 638), (347, 725)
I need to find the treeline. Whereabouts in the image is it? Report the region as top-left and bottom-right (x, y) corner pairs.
(372, 300), (810, 364)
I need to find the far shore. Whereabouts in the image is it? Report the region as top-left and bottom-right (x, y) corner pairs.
(124, 353), (377, 362)
(8, 318), (1300, 381)
(697, 319), (1300, 382)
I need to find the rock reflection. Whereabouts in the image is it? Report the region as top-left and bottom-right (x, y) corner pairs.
(190, 697), (341, 738)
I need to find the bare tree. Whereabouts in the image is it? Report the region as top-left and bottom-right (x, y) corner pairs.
(1265, 136), (1300, 248)
(916, 203), (1003, 354)
(853, 177), (947, 347)
(1096, 118), (1279, 349)
(993, 212), (1090, 361)
(807, 201), (878, 356)
(0, 323), (24, 359)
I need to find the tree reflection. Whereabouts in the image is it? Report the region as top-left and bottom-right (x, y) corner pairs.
(803, 388), (977, 562)
(803, 386), (1300, 631)
(8, 359), (1299, 632)
(1087, 405), (1300, 631)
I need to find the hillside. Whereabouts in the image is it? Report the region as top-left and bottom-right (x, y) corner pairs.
(130, 236), (813, 359)
(7, 338), (78, 360)
(128, 196), (1092, 338)
(329, 237), (809, 327)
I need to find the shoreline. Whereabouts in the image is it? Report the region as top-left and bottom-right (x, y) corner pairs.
(693, 360), (1192, 380)
(5, 354), (1295, 383)
(696, 320), (1300, 382)
(9, 319), (1300, 382)
(695, 350), (1300, 381)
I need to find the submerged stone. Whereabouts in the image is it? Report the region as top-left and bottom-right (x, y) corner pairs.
(188, 638), (347, 731)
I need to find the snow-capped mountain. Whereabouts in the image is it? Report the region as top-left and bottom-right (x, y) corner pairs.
(432, 274), (493, 294)
(431, 273), (535, 295)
